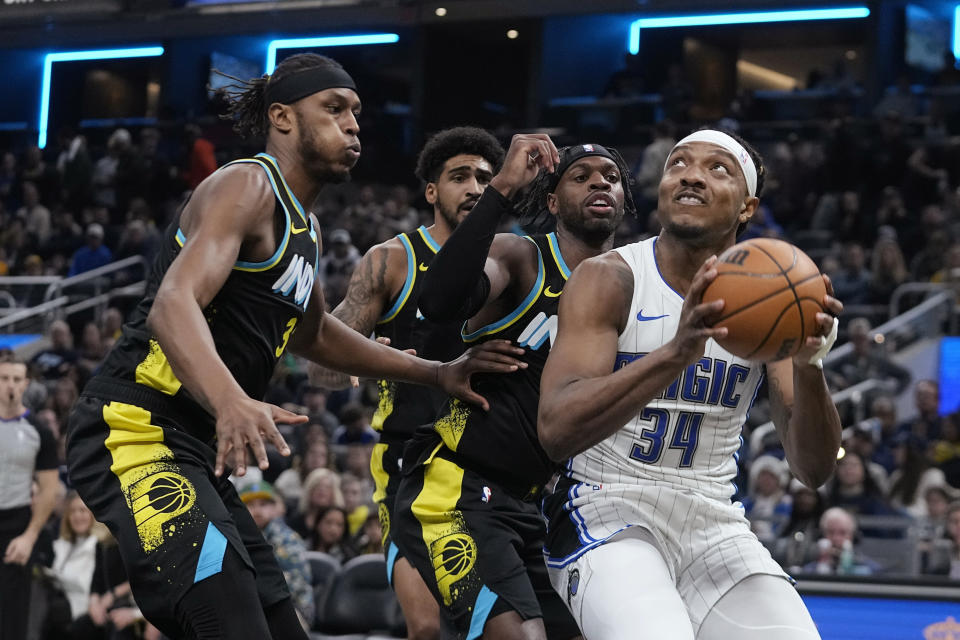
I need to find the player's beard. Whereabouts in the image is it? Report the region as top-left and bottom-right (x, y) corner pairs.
(435, 193), (464, 231)
(297, 119), (351, 185)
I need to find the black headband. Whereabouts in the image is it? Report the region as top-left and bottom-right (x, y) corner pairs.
(265, 66), (357, 106)
(548, 143), (619, 190)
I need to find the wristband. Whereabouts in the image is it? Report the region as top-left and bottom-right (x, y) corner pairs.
(808, 317), (839, 370)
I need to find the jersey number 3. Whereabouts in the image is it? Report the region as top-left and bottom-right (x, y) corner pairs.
(275, 317), (298, 357)
(629, 408), (703, 468)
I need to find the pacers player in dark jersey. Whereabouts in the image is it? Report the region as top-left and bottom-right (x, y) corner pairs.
(309, 126), (508, 640)
(393, 134), (635, 639)
(65, 54), (521, 640)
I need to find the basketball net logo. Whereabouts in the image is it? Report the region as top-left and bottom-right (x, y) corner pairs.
(430, 530), (478, 606)
(125, 465), (197, 553)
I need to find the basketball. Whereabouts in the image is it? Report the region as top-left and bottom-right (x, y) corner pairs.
(701, 238), (827, 362)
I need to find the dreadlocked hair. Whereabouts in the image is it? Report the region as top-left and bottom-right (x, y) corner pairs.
(213, 53), (347, 139)
(415, 126), (506, 184)
(693, 125), (767, 237)
(515, 145), (638, 234)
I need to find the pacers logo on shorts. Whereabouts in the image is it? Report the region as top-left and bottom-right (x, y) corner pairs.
(126, 466), (196, 553)
(430, 531), (477, 606)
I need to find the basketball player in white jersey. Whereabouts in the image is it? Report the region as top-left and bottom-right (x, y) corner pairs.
(537, 129), (843, 640)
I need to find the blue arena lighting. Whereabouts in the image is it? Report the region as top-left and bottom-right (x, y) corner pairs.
(265, 34), (400, 74)
(954, 5), (960, 65)
(38, 46), (164, 149)
(628, 7), (870, 55)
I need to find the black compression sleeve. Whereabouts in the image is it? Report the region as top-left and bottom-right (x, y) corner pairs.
(419, 185), (511, 323)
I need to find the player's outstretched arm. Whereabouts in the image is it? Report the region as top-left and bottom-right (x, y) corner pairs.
(766, 274), (844, 489)
(418, 133), (559, 324)
(292, 280), (525, 411)
(308, 241), (404, 389)
(538, 253), (727, 461)
(147, 165), (306, 477)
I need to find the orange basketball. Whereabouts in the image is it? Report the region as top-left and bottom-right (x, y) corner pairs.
(701, 238), (826, 362)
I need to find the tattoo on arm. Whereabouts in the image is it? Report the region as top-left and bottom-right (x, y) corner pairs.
(332, 249), (390, 338)
(768, 373), (793, 435)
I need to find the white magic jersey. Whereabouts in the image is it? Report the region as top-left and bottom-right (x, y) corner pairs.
(564, 236), (763, 502)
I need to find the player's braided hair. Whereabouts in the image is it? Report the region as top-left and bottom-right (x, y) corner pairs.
(515, 145), (638, 234)
(415, 127), (506, 184)
(213, 53), (346, 139)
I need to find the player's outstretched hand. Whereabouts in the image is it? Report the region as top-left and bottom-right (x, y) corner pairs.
(794, 273), (843, 367)
(435, 339), (527, 411)
(669, 255), (728, 364)
(214, 397), (307, 477)
(489, 133), (561, 199)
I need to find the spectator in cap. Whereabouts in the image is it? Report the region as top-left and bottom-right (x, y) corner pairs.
(239, 481), (314, 629)
(67, 223), (112, 277)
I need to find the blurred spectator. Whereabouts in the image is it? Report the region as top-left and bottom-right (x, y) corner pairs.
(739, 203), (784, 241)
(860, 395), (902, 474)
(804, 507), (881, 576)
(299, 386), (338, 432)
(86, 531), (143, 639)
(824, 452), (896, 517)
(67, 224), (112, 277)
(318, 229), (360, 308)
(91, 129), (132, 212)
(0, 151), (17, 209)
(825, 317), (911, 393)
(0, 351), (61, 640)
(829, 242), (872, 305)
(100, 308), (124, 347)
(51, 493), (107, 627)
(182, 123), (217, 190)
(289, 468), (344, 540)
(340, 473), (372, 538)
(274, 431), (334, 507)
(923, 501), (960, 578)
(20, 145), (59, 207)
(888, 433), (947, 518)
(868, 235), (909, 304)
(602, 52), (645, 98)
(49, 377), (79, 426)
(634, 120), (676, 207)
(931, 411), (960, 488)
(332, 403), (377, 446)
(911, 228), (952, 282)
(30, 320), (77, 381)
(240, 481), (314, 628)
(741, 456), (792, 544)
(930, 242), (960, 293)
(897, 380), (941, 446)
(77, 322), (107, 377)
(17, 181), (51, 245)
(781, 479), (826, 543)
(354, 512), (383, 556)
(308, 506), (355, 562)
(56, 133), (93, 211)
(842, 422), (891, 494)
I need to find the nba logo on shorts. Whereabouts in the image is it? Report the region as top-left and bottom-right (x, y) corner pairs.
(481, 486), (492, 503)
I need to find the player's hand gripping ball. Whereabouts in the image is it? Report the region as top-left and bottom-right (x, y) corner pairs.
(701, 238), (827, 362)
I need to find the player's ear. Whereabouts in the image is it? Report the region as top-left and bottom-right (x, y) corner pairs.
(739, 196), (759, 223)
(424, 182), (438, 206)
(268, 103), (295, 134)
(546, 193), (559, 215)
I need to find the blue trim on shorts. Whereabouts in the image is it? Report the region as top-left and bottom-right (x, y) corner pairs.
(467, 585), (498, 640)
(544, 524), (637, 569)
(194, 522), (228, 583)
(386, 541), (400, 586)
(568, 482), (598, 545)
